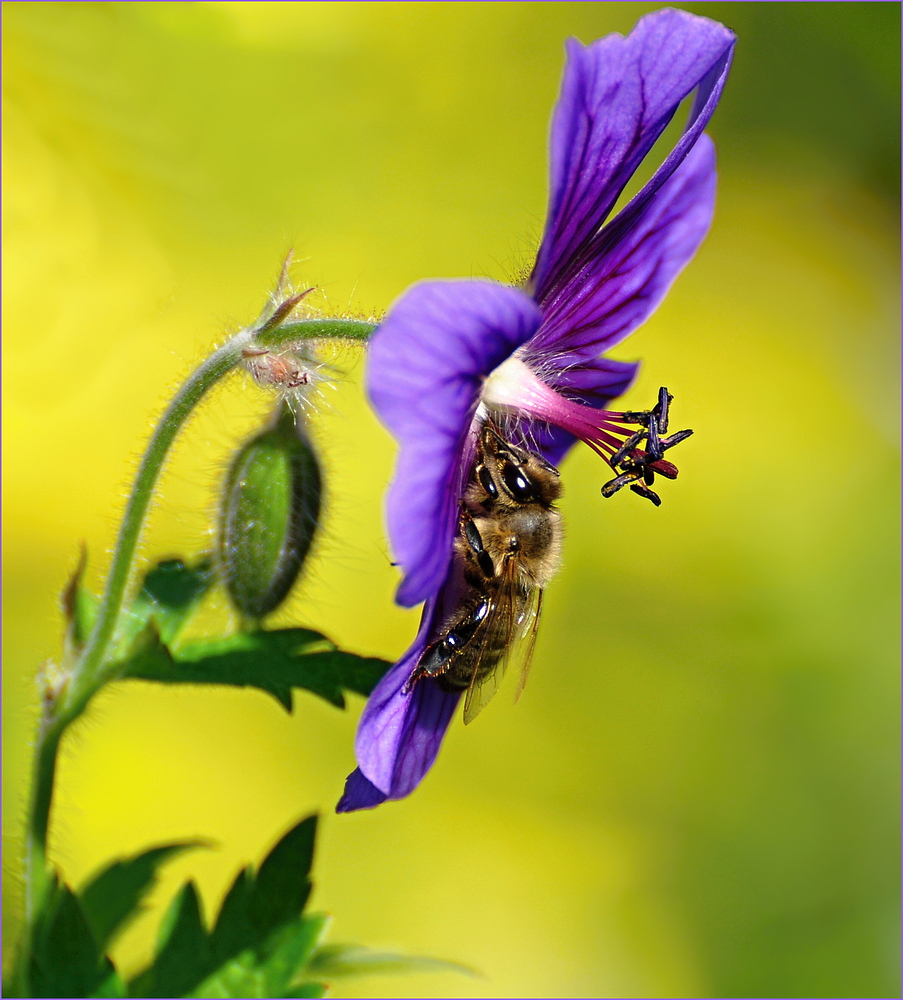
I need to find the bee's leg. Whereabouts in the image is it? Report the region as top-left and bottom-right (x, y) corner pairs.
(476, 463), (499, 504)
(404, 598), (490, 692)
(405, 637), (456, 691)
(461, 509), (495, 579)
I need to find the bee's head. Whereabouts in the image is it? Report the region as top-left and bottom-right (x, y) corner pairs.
(475, 424), (562, 509)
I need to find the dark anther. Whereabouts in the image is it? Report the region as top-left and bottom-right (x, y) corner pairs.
(660, 428), (693, 451)
(610, 429), (646, 468)
(601, 468), (643, 498)
(652, 386), (672, 433)
(603, 388), (691, 506)
(646, 413), (662, 461)
(630, 482), (662, 506)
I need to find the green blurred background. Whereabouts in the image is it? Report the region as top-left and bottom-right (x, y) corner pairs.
(3, 2), (899, 997)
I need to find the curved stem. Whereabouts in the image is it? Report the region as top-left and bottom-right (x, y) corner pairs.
(24, 713), (64, 919)
(70, 333), (252, 703)
(18, 315), (376, 991)
(18, 331), (251, 993)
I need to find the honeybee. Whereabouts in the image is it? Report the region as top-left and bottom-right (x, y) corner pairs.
(406, 423), (563, 723)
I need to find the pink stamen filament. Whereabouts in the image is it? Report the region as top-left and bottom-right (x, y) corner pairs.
(482, 357), (654, 469)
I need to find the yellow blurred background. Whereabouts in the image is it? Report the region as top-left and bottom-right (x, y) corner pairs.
(3, 3), (899, 997)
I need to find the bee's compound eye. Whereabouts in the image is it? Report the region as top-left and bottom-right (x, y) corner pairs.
(502, 462), (533, 501)
(478, 465), (498, 498)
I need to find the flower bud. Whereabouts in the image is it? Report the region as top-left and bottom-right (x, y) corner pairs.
(219, 403), (322, 621)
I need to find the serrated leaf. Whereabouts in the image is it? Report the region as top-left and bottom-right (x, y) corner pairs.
(129, 816), (325, 998)
(59, 545), (101, 662)
(100, 557), (214, 668)
(29, 882), (116, 998)
(185, 950), (261, 999)
(133, 557), (215, 644)
(209, 866), (256, 964)
(79, 840), (207, 950)
(261, 914), (327, 996)
(115, 620), (175, 680)
(122, 628), (390, 712)
(250, 815), (316, 936)
(190, 915), (327, 999)
(182, 820), (321, 998)
(61, 543), (94, 650)
(306, 943), (475, 980)
(132, 881), (211, 998)
(172, 817), (319, 997)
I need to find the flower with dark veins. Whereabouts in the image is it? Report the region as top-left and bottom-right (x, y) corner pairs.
(338, 8), (735, 812)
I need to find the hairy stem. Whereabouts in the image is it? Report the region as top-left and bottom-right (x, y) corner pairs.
(24, 714), (64, 920)
(72, 333), (253, 700)
(18, 315), (376, 991)
(23, 332), (252, 934)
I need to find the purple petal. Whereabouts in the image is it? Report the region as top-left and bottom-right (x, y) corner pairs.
(338, 578), (471, 811)
(530, 133), (717, 363)
(532, 8), (734, 302)
(336, 768), (388, 812)
(367, 279), (542, 608)
(546, 354), (640, 404)
(353, 631), (459, 798)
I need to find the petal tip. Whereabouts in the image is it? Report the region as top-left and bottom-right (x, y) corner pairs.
(336, 768), (389, 813)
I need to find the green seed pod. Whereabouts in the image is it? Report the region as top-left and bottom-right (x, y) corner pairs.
(219, 403), (322, 621)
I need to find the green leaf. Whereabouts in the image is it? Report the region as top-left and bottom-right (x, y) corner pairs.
(115, 620), (176, 681)
(250, 816), (316, 938)
(260, 914), (327, 996)
(72, 557), (213, 668)
(184, 950), (261, 999)
(209, 816), (318, 958)
(79, 840), (207, 950)
(29, 882), (117, 999)
(133, 557), (215, 644)
(131, 881), (211, 998)
(256, 318), (377, 348)
(128, 815), (326, 998)
(190, 915), (327, 999)
(61, 543), (97, 649)
(306, 943), (475, 980)
(122, 628), (390, 712)
(209, 867), (256, 964)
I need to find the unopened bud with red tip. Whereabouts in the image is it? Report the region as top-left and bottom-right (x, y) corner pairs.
(219, 402), (322, 622)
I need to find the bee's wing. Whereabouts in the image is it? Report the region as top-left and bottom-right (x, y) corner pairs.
(514, 587), (543, 704)
(462, 566), (543, 725)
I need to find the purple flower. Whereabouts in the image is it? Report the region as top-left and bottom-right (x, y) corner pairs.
(338, 8), (735, 812)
